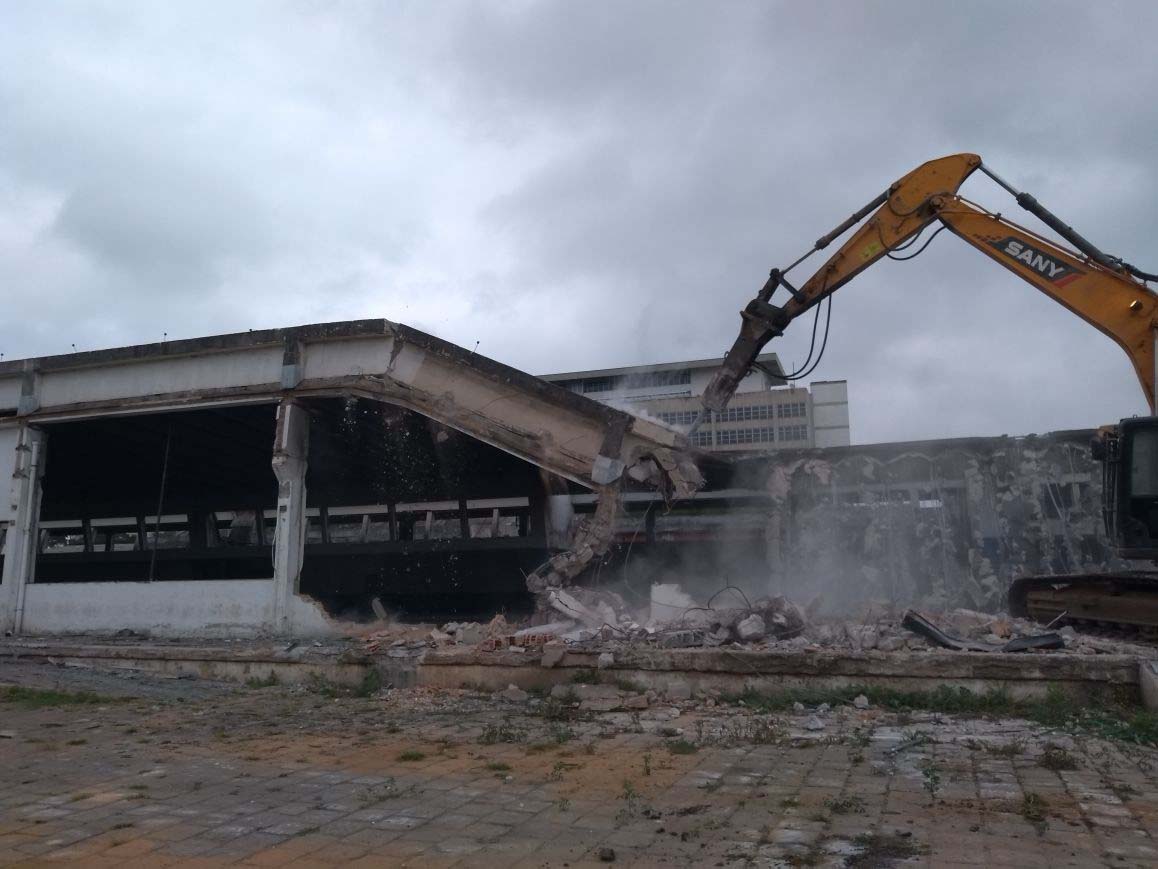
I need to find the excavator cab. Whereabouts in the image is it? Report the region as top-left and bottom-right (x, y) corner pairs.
(1098, 418), (1158, 559)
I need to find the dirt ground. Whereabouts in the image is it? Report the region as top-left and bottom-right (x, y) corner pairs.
(2, 659), (1157, 867)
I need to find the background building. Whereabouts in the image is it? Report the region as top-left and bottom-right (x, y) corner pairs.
(541, 355), (850, 451)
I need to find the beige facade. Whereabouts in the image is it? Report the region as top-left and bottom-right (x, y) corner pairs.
(541, 356), (850, 452)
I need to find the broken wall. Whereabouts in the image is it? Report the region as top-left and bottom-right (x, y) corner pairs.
(724, 430), (1120, 614)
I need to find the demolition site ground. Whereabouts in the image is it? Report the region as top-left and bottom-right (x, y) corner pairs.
(2, 659), (1158, 867)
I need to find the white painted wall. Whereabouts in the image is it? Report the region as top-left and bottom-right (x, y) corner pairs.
(37, 347), (283, 408)
(21, 580), (337, 638)
(812, 380), (851, 447)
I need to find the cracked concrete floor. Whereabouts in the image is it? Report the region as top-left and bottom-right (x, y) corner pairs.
(1, 662), (1157, 867)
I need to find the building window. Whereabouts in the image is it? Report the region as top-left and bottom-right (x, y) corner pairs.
(716, 427), (775, 446)
(778, 424), (808, 442)
(689, 431), (714, 448)
(777, 401), (806, 419)
(714, 404), (773, 423)
(656, 410), (700, 427)
(626, 369), (691, 389)
(581, 376), (618, 394)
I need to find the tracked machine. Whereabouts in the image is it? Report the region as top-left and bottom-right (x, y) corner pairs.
(701, 153), (1158, 630)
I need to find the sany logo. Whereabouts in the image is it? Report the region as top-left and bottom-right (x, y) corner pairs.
(990, 237), (1083, 286)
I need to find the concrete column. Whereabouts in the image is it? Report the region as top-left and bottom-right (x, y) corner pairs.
(271, 400), (309, 634)
(0, 425), (46, 635)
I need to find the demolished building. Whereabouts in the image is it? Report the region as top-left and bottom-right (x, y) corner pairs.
(0, 319), (1121, 639)
(0, 320), (700, 637)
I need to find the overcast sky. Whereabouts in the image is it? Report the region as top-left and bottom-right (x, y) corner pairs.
(2, 2), (1157, 443)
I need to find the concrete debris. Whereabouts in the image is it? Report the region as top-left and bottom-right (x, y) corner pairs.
(540, 644), (566, 668)
(736, 614), (766, 642)
(853, 694), (870, 709)
(597, 651), (615, 669)
(804, 715), (824, 731)
(498, 684), (529, 703)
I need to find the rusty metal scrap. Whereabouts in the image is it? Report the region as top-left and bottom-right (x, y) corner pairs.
(901, 609), (1063, 652)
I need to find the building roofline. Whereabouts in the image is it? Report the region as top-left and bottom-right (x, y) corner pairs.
(540, 352), (784, 382)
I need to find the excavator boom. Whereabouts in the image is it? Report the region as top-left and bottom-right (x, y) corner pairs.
(704, 153), (1158, 414)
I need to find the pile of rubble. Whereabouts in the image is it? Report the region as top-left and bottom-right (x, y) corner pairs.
(359, 583), (1150, 660)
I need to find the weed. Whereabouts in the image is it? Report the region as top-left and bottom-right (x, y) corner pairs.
(583, 741), (596, 755)
(479, 720), (525, 745)
(668, 739), (698, 755)
(554, 797), (571, 812)
(1038, 743), (1078, 771)
(547, 760), (579, 782)
(658, 726), (681, 738)
(620, 780), (638, 801)
(0, 686), (111, 708)
(384, 721), (401, 734)
(245, 672), (280, 689)
(780, 797), (798, 808)
(538, 698), (577, 722)
(127, 784), (149, 791)
(111, 822), (134, 830)
(571, 670), (602, 685)
(484, 761), (511, 772)
(823, 795), (866, 815)
(68, 793), (92, 802)
(614, 677), (645, 693)
(549, 724), (575, 744)
(642, 752), (652, 776)
(66, 739), (87, 746)
(918, 759), (941, 803)
(848, 750), (865, 765)
(396, 750), (425, 762)
(1019, 792), (1049, 832)
(525, 741), (555, 754)
(356, 669), (383, 697)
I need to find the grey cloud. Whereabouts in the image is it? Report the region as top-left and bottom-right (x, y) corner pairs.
(1, 1), (1156, 442)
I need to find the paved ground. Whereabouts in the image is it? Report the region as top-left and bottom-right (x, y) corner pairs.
(2, 661), (1157, 867)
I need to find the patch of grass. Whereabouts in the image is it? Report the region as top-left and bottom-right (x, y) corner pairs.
(1038, 743), (1078, 771)
(111, 822), (134, 830)
(727, 683), (1158, 748)
(570, 670), (602, 685)
(245, 672), (280, 689)
(66, 739), (87, 746)
(127, 784), (149, 791)
(822, 795), (866, 815)
(396, 749), (425, 762)
(68, 793), (92, 803)
(780, 797), (798, 808)
(614, 677), (645, 693)
(484, 761), (511, 772)
(0, 686), (111, 708)
(668, 739), (698, 755)
(479, 720), (525, 745)
(847, 833), (924, 867)
(356, 669), (383, 697)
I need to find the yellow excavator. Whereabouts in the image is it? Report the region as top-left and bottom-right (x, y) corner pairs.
(701, 153), (1158, 629)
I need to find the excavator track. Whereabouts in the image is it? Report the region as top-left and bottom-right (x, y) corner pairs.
(1008, 571), (1158, 633)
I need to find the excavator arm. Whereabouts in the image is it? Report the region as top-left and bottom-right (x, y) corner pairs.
(703, 153), (1158, 415)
